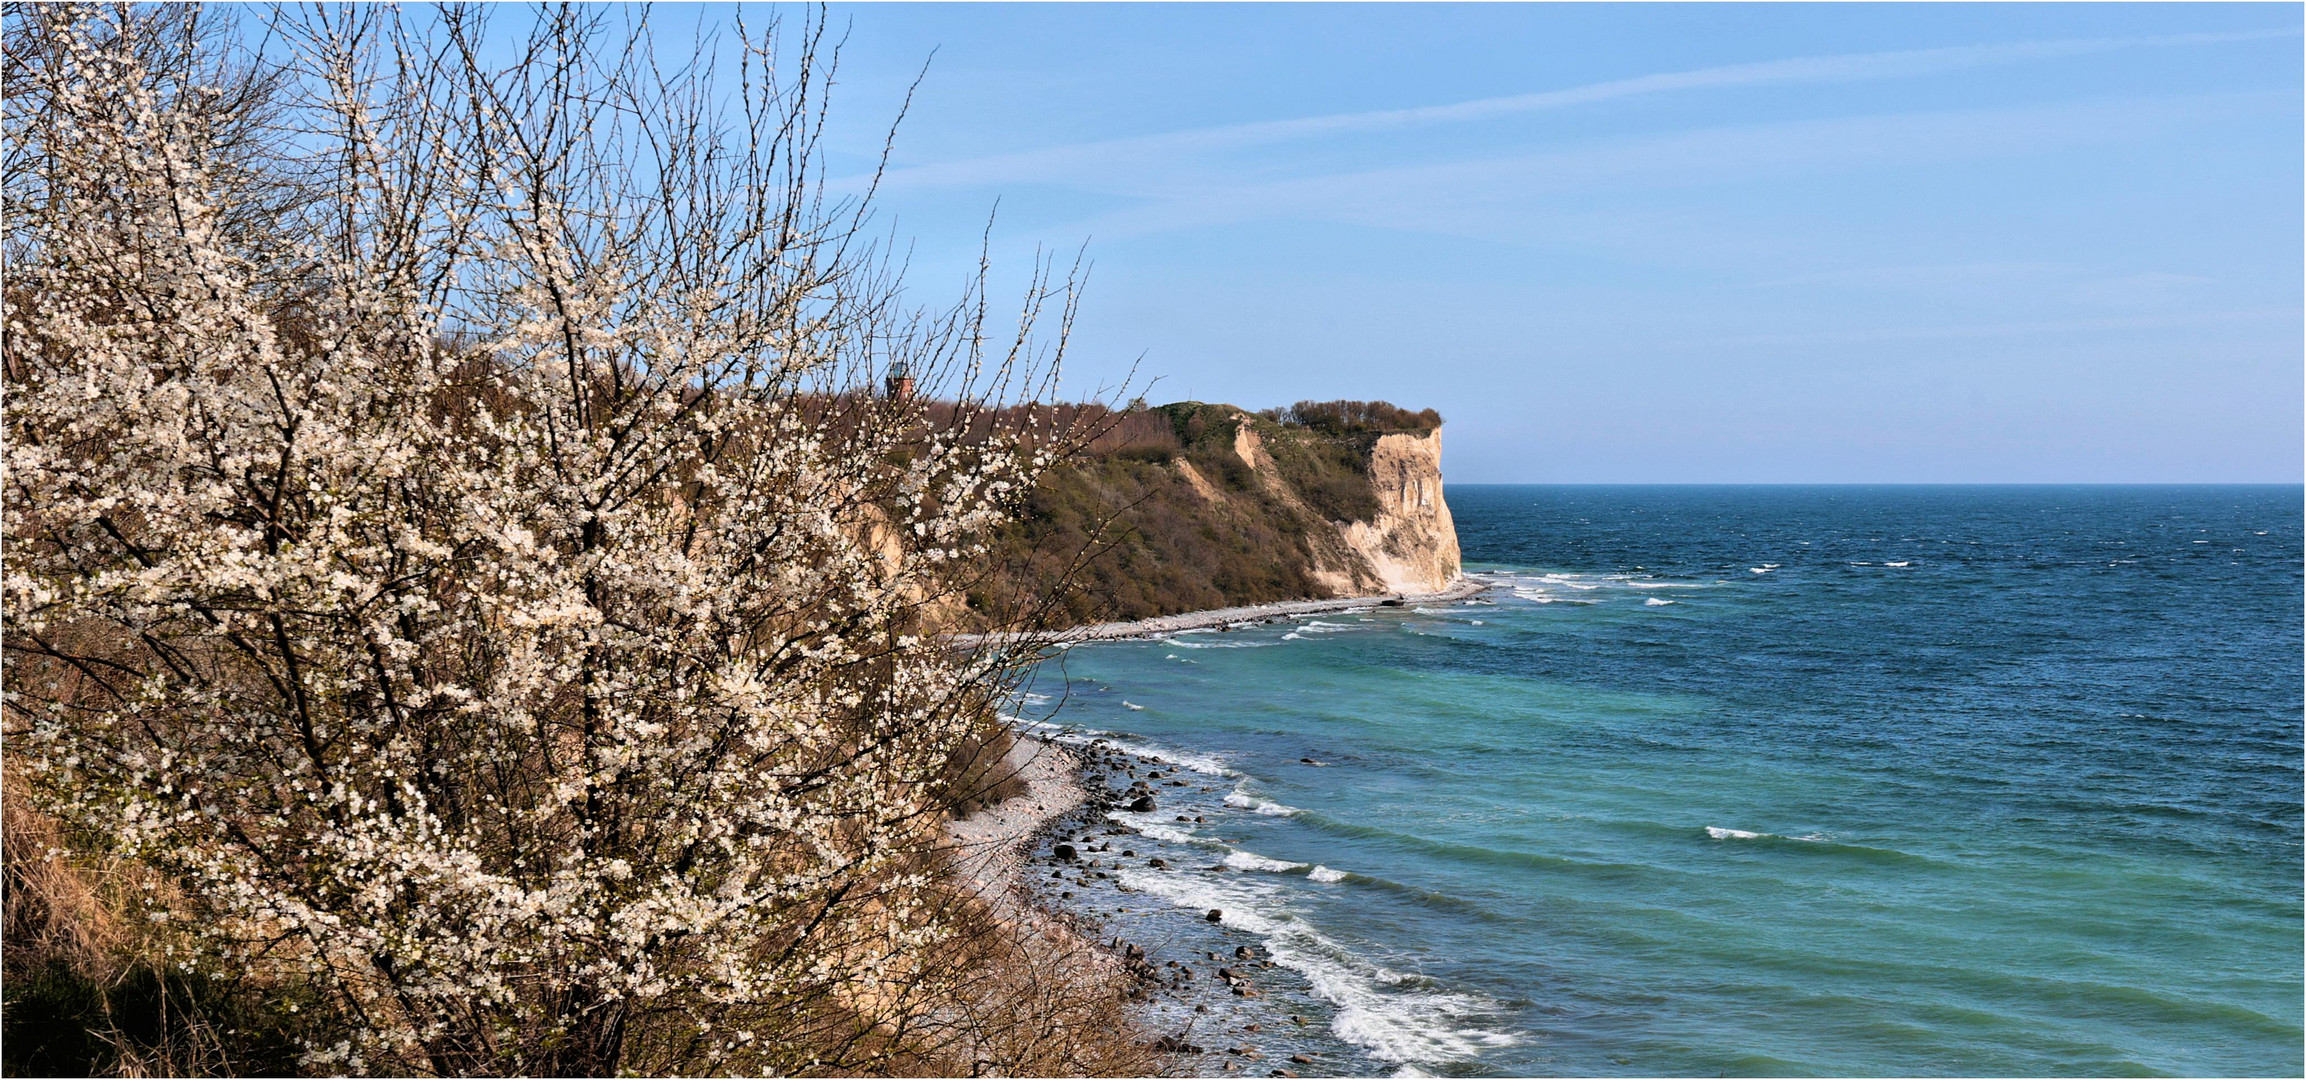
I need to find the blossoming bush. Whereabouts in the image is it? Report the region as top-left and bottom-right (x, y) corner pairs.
(4, 5), (1092, 1073)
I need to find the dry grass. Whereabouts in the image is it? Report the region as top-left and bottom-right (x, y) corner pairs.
(2, 771), (321, 1077)
(3, 776), (127, 977)
(918, 901), (1168, 1077)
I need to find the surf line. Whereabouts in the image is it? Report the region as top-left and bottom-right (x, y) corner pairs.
(947, 576), (1496, 650)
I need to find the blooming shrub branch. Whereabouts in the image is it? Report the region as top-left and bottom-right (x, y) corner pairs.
(4, 5), (1083, 1073)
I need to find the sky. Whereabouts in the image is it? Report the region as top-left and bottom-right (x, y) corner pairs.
(731, 4), (2299, 482)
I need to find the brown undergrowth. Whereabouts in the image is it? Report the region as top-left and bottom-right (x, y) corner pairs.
(2, 771), (324, 1076)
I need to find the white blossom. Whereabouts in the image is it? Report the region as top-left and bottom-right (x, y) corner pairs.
(4, 6), (1082, 1074)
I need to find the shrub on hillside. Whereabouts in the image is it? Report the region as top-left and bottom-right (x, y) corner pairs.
(1260, 399), (1443, 435)
(3, 6), (1142, 1075)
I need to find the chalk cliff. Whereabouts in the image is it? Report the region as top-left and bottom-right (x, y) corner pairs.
(1342, 430), (1463, 594)
(963, 401), (1463, 629)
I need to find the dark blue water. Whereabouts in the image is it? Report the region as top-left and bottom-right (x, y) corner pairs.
(1028, 486), (2303, 1077)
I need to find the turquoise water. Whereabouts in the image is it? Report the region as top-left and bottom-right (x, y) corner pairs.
(1024, 485), (2302, 1077)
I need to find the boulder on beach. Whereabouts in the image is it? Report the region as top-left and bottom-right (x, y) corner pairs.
(1054, 843), (1078, 862)
(1151, 1033), (1204, 1054)
(1130, 794), (1157, 812)
(1205, 908), (1224, 923)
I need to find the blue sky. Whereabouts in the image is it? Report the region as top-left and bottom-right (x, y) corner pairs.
(751, 4), (2299, 482)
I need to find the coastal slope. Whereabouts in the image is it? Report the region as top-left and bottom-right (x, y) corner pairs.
(960, 400), (1464, 630)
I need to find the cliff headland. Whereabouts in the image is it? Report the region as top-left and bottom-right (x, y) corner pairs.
(960, 399), (1467, 633)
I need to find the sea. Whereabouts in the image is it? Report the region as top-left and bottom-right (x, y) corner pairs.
(1015, 485), (2303, 1078)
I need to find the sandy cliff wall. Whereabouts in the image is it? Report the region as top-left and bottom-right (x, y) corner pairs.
(1338, 430), (1462, 594)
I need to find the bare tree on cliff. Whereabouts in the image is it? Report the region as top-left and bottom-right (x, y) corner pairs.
(3, 4), (1116, 1073)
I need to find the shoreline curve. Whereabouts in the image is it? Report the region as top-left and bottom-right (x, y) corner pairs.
(950, 575), (1495, 650)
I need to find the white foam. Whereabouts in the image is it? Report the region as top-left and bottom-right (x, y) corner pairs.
(1222, 787), (1299, 816)
(1493, 569), (1710, 606)
(1223, 850), (1308, 873)
(1122, 701), (1145, 711)
(1106, 866), (1518, 1065)
(1104, 811), (1206, 846)
(1308, 865), (1348, 883)
(1644, 598), (1674, 607)
(1706, 826), (1765, 840)
(1886, 561), (1910, 567)
(1749, 567), (1774, 574)
(1119, 741), (1237, 777)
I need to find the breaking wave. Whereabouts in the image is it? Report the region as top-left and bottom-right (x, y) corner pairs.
(1225, 789), (1301, 816)
(1108, 864), (1521, 1065)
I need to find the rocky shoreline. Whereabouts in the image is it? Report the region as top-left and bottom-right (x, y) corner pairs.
(947, 585), (1510, 1074)
(950, 575), (1494, 650)
(945, 735), (1124, 979)
(952, 730), (1363, 1078)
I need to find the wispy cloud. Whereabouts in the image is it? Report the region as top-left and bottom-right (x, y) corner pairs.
(1061, 91), (2285, 246)
(861, 27), (2296, 194)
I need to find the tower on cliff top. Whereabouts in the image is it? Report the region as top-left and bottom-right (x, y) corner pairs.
(883, 361), (915, 401)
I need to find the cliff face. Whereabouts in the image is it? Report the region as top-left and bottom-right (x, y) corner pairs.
(963, 402), (1462, 629)
(1226, 420), (1459, 596)
(1341, 430), (1462, 594)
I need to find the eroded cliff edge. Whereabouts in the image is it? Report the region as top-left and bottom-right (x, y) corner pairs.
(961, 401), (1463, 629)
